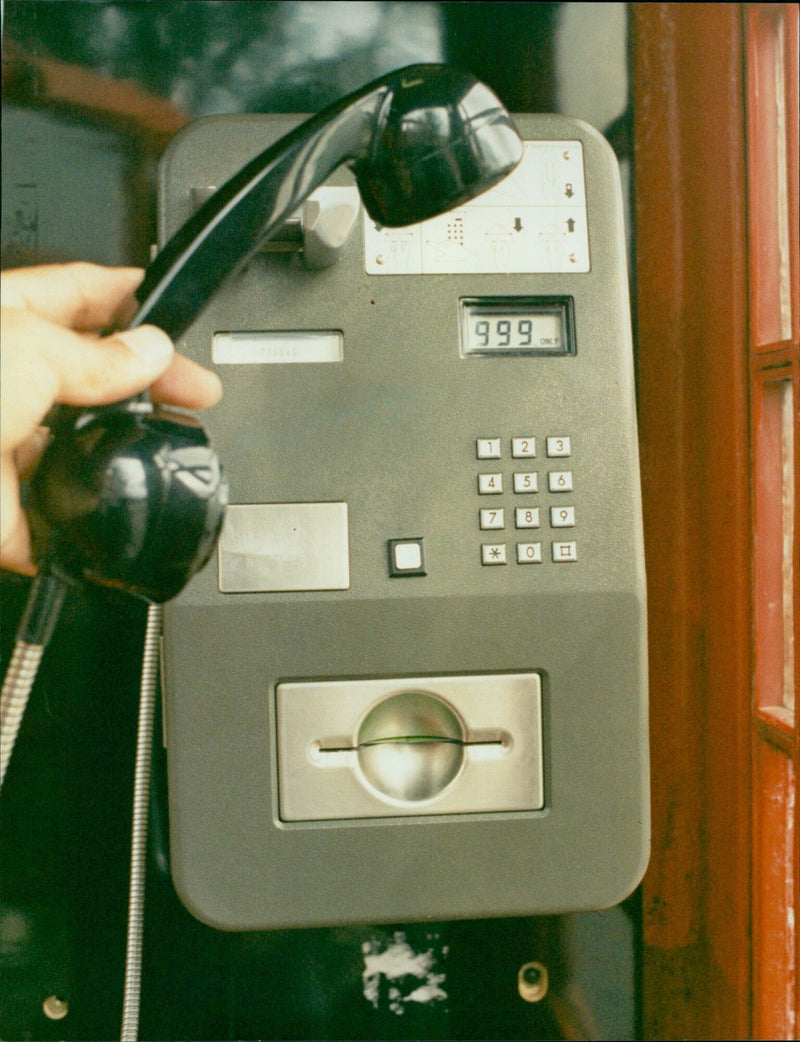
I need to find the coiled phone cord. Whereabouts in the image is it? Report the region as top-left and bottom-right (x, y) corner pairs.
(120, 601), (162, 1042)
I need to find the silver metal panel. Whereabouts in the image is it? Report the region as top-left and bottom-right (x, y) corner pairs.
(218, 502), (349, 592)
(276, 672), (543, 820)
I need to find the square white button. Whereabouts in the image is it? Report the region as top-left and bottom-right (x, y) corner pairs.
(388, 538), (426, 576)
(513, 472), (538, 493)
(393, 542), (423, 570)
(546, 436), (571, 458)
(548, 470), (573, 492)
(550, 506), (576, 528)
(478, 473), (503, 494)
(477, 438), (502, 459)
(481, 543), (507, 565)
(480, 508), (505, 530)
(511, 437), (536, 458)
(515, 507), (541, 528)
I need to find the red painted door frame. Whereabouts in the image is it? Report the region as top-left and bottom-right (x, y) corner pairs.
(633, 4), (800, 1037)
(632, 5), (751, 1038)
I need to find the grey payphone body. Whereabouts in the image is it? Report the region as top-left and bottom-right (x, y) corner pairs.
(159, 113), (648, 930)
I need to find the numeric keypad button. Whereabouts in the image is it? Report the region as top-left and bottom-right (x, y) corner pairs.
(481, 544), (507, 565)
(550, 506), (575, 528)
(511, 437), (536, 458)
(476, 438), (502, 459)
(515, 507), (541, 529)
(548, 470), (573, 492)
(513, 472), (538, 493)
(478, 473), (503, 494)
(546, 436), (571, 458)
(480, 508), (505, 530)
(517, 542), (543, 564)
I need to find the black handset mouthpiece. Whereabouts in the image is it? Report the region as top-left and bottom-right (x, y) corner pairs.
(27, 401), (227, 603)
(27, 64), (521, 603)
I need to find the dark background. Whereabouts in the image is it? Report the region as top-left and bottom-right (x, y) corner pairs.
(1, 4), (638, 1039)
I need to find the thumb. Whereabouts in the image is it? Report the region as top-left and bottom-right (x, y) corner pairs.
(53, 324), (176, 404)
(1, 307), (175, 452)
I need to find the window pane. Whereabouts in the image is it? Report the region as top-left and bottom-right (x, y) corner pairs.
(748, 7), (794, 347)
(780, 381), (795, 711)
(755, 740), (796, 1038)
(754, 377), (796, 717)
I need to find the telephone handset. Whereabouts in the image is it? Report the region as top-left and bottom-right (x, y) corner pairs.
(22, 63), (521, 602)
(1, 65), (521, 783)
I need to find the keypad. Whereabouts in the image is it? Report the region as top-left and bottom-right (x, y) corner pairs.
(476, 435), (577, 566)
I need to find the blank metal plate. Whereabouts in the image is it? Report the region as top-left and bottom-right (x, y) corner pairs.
(218, 502), (349, 592)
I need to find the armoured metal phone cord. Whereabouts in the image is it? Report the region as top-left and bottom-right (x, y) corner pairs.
(0, 569), (70, 790)
(120, 601), (162, 1042)
(1, 578), (159, 1040)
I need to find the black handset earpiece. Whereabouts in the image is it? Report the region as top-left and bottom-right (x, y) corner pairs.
(25, 63), (522, 601)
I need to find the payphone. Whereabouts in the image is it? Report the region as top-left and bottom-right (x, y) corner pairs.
(158, 106), (648, 930)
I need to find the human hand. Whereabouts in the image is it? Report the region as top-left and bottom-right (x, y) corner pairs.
(1, 262), (223, 576)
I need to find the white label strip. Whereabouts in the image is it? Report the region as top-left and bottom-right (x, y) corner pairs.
(213, 330), (343, 364)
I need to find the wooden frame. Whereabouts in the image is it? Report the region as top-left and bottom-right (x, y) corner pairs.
(747, 4), (800, 1037)
(633, 4), (800, 1036)
(632, 5), (752, 1037)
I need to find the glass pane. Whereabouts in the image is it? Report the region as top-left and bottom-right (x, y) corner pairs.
(755, 377), (796, 717)
(780, 380), (795, 711)
(748, 7), (794, 347)
(755, 740), (796, 1039)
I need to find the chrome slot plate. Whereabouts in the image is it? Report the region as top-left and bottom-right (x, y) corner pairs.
(276, 672), (544, 821)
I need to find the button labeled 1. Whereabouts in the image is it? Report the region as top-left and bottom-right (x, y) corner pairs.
(477, 438), (502, 459)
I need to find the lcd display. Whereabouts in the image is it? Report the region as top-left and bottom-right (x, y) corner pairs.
(460, 297), (575, 356)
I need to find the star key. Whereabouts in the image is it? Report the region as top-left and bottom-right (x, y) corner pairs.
(481, 543), (507, 565)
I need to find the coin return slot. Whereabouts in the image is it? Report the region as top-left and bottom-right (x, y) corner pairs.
(276, 673), (543, 820)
